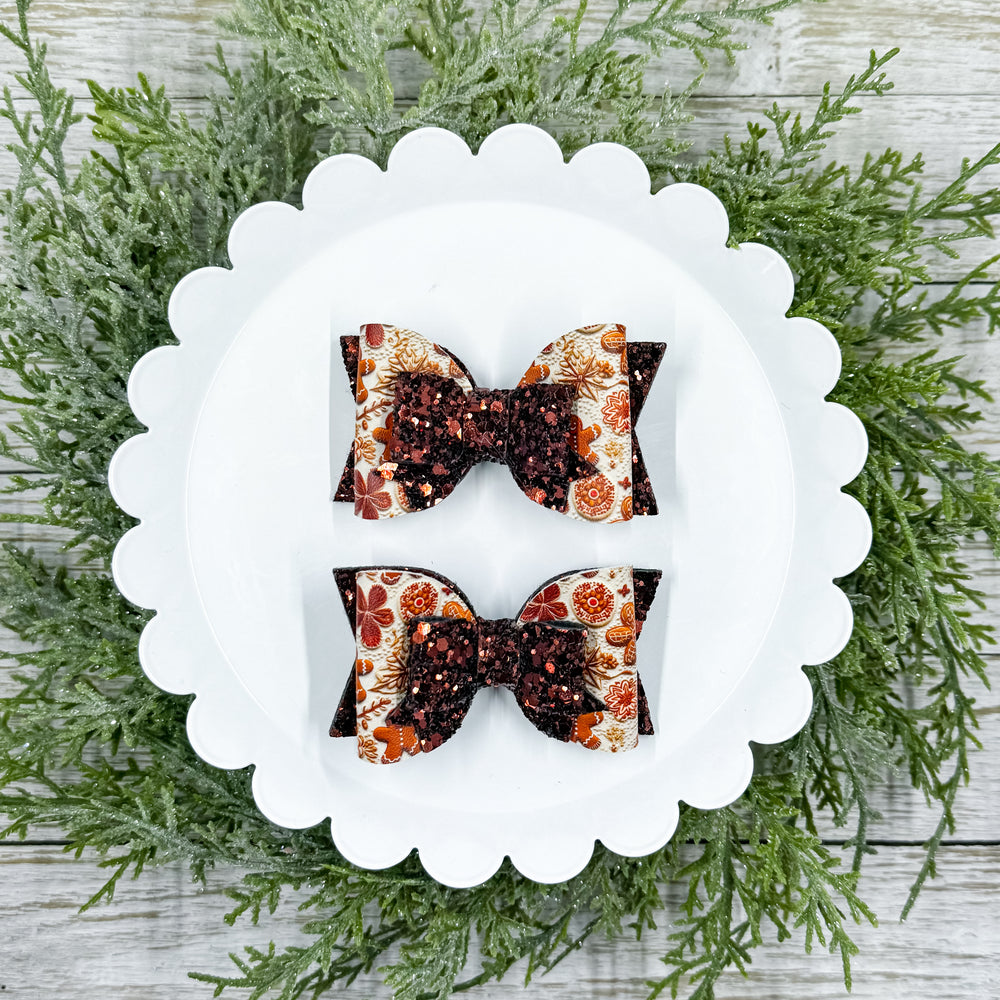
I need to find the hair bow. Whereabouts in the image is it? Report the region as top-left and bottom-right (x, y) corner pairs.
(334, 324), (665, 523)
(329, 565), (661, 763)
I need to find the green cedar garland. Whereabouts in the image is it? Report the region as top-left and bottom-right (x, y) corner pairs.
(1, 0), (999, 997)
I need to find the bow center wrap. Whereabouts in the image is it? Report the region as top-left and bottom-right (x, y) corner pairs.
(476, 617), (520, 687)
(386, 614), (602, 752)
(462, 389), (511, 465)
(390, 372), (597, 512)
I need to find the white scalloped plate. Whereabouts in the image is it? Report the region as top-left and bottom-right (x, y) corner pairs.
(108, 125), (870, 888)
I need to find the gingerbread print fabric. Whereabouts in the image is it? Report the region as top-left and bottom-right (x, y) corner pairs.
(519, 567), (644, 752)
(329, 565), (662, 764)
(333, 323), (665, 523)
(523, 325), (632, 524)
(330, 568), (474, 763)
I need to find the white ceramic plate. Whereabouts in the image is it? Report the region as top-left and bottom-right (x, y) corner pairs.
(108, 125), (870, 888)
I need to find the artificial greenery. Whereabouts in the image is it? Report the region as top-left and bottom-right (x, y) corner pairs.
(1, 0), (998, 996)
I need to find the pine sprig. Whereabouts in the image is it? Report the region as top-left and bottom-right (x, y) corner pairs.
(2, 1), (999, 998)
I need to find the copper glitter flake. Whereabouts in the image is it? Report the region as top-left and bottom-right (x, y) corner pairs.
(329, 566), (662, 762)
(333, 324), (665, 523)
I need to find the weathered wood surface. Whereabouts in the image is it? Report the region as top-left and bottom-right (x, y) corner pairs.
(1, 843), (997, 998)
(9, 0), (1000, 100)
(1, 1), (999, 998)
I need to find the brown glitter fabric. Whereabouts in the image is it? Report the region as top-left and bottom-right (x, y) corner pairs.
(632, 568), (662, 735)
(627, 342), (666, 517)
(332, 336), (361, 503)
(385, 616), (603, 751)
(329, 565), (661, 762)
(333, 324), (665, 522)
(390, 373), (596, 513)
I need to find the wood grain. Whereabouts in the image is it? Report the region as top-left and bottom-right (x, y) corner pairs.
(7, 0), (1000, 100)
(0, 843), (997, 998)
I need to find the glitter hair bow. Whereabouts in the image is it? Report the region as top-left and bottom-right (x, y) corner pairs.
(334, 323), (665, 523)
(329, 565), (661, 763)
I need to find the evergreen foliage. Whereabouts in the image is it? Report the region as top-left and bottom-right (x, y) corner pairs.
(1, 1), (997, 997)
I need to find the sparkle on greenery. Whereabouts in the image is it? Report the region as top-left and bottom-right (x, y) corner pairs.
(1, 0), (999, 997)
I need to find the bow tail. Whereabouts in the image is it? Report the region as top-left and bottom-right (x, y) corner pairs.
(333, 336), (361, 502)
(329, 673), (357, 737)
(328, 568), (361, 737)
(333, 456), (355, 503)
(389, 372), (480, 512)
(632, 567), (662, 736)
(627, 342), (666, 517)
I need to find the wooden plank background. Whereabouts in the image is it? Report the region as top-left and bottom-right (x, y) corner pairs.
(1, 1), (998, 997)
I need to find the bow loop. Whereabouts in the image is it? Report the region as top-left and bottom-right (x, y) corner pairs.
(389, 372), (469, 467)
(504, 384), (597, 509)
(512, 620), (602, 742)
(387, 616), (480, 752)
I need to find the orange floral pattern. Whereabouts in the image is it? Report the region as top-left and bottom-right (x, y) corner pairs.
(399, 581), (438, 620)
(354, 469), (391, 520)
(600, 389), (631, 435)
(605, 678), (637, 721)
(572, 581), (615, 625)
(517, 567), (642, 753)
(582, 646), (621, 688)
(357, 584), (394, 648)
(357, 736), (379, 762)
(351, 570), (473, 761)
(572, 473), (616, 521)
(556, 346), (615, 402)
(521, 583), (568, 622)
(354, 436), (376, 465)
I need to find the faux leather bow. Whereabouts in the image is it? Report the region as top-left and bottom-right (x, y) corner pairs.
(334, 323), (665, 523)
(329, 565), (661, 763)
